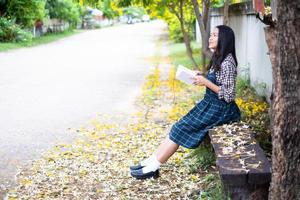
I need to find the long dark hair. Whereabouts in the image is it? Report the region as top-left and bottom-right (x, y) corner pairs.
(208, 25), (238, 71)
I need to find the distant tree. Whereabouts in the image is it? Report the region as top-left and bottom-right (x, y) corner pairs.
(164, 0), (198, 69)
(8, 0), (46, 28)
(46, 0), (81, 26)
(98, 0), (119, 19)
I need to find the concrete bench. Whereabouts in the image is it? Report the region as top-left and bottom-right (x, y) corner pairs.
(209, 123), (271, 200)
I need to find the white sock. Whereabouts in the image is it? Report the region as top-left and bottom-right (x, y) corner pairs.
(140, 154), (156, 166)
(142, 156), (161, 173)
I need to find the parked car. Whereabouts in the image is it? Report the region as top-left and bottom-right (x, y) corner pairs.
(127, 16), (141, 24)
(127, 16), (134, 24)
(119, 15), (129, 23)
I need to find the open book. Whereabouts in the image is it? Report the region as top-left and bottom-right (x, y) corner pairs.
(175, 65), (197, 85)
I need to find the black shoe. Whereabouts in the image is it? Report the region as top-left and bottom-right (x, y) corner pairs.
(129, 164), (144, 171)
(130, 169), (160, 180)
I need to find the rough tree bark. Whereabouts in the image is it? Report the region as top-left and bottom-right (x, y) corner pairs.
(264, 0), (300, 199)
(191, 0), (212, 70)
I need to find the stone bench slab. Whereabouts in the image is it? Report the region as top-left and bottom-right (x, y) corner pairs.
(209, 123), (271, 199)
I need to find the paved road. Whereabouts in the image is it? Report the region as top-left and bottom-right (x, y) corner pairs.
(0, 21), (168, 190)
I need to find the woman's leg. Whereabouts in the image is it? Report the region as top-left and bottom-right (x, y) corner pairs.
(139, 136), (179, 174)
(131, 137), (180, 178)
(132, 137), (179, 169)
(155, 136), (179, 163)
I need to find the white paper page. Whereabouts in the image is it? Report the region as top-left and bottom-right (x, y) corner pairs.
(175, 65), (197, 85)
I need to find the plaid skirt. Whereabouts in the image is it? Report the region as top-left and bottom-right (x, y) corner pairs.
(169, 94), (240, 149)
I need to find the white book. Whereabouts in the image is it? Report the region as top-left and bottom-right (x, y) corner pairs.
(175, 65), (197, 85)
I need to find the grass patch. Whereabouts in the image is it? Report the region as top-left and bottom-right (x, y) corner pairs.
(197, 173), (229, 200)
(0, 29), (82, 52)
(169, 41), (202, 69)
(186, 141), (216, 173)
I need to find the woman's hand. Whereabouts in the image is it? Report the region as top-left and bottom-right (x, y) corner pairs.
(193, 74), (207, 86)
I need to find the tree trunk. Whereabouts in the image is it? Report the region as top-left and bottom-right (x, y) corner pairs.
(202, 0), (210, 30)
(191, 0), (212, 70)
(202, 0), (211, 70)
(223, 0), (229, 25)
(177, 0), (198, 69)
(266, 0), (300, 199)
(181, 23), (198, 69)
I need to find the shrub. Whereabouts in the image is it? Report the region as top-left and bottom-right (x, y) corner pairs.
(0, 17), (32, 42)
(236, 77), (271, 153)
(236, 78), (270, 131)
(14, 28), (33, 42)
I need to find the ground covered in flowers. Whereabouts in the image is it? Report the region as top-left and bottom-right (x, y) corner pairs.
(8, 65), (223, 199)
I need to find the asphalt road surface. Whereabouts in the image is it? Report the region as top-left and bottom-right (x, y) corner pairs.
(0, 20), (168, 191)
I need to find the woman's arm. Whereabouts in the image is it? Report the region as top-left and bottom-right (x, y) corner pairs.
(217, 61), (237, 102)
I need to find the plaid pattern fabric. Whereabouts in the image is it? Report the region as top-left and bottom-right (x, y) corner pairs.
(169, 70), (240, 149)
(212, 53), (237, 103)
